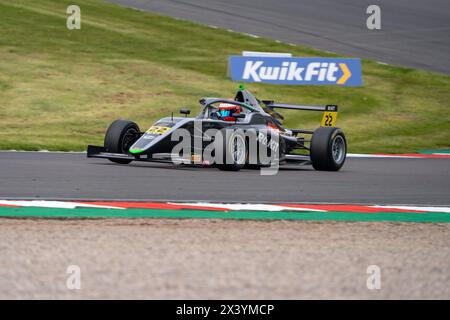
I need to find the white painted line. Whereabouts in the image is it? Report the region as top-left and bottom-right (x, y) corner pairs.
(273, 205), (326, 212)
(0, 200), (124, 210)
(242, 33), (260, 38)
(168, 202), (326, 212)
(347, 153), (420, 158)
(371, 205), (450, 213)
(0, 151), (425, 158)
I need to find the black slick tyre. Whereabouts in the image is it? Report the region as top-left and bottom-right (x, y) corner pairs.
(104, 120), (140, 164)
(310, 127), (346, 171)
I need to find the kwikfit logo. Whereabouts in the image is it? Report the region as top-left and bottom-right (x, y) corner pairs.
(229, 56), (361, 86)
(243, 61), (339, 82)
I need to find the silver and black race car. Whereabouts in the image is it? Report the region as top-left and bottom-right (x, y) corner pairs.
(87, 87), (347, 171)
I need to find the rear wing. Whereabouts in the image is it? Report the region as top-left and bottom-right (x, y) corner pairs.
(263, 101), (337, 112)
(262, 101), (338, 127)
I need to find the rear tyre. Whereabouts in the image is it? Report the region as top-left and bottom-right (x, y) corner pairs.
(217, 129), (247, 171)
(310, 127), (346, 171)
(104, 120), (140, 164)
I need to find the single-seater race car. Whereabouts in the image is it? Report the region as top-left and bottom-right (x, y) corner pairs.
(87, 87), (347, 171)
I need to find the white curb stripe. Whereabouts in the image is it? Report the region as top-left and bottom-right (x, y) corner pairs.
(371, 205), (450, 213)
(347, 153), (421, 158)
(168, 202), (326, 212)
(0, 200), (124, 210)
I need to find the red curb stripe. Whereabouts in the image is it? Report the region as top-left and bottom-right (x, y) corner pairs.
(0, 203), (20, 208)
(76, 201), (228, 211)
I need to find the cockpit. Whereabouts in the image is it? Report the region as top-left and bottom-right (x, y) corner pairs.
(197, 89), (266, 122)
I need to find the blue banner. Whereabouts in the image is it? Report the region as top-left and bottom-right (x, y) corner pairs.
(229, 56), (362, 86)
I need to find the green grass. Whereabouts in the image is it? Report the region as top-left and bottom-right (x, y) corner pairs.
(0, 0), (449, 153)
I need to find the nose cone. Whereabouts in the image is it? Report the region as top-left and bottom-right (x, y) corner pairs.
(129, 148), (144, 154)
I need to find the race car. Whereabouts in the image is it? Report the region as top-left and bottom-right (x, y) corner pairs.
(87, 87), (347, 171)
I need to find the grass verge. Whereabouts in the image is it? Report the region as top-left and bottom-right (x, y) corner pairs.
(0, 0), (449, 152)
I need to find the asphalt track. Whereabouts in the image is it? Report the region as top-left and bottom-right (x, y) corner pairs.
(108, 0), (450, 74)
(0, 152), (449, 205)
(1, 153), (449, 299)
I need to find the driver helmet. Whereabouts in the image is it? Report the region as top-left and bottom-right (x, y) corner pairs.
(218, 103), (241, 121)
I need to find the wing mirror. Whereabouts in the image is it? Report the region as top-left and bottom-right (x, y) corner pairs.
(179, 109), (191, 117)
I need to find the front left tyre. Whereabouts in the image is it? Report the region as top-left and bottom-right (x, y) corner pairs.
(104, 119), (140, 164)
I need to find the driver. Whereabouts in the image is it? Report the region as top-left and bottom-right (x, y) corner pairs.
(213, 103), (242, 121)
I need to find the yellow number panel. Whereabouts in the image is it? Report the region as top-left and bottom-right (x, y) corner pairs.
(146, 126), (171, 135)
(321, 111), (338, 127)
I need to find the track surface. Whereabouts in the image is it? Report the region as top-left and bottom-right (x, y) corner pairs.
(108, 0), (450, 74)
(1, 153), (449, 299)
(0, 152), (449, 205)
(1, 218), (449, 299)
